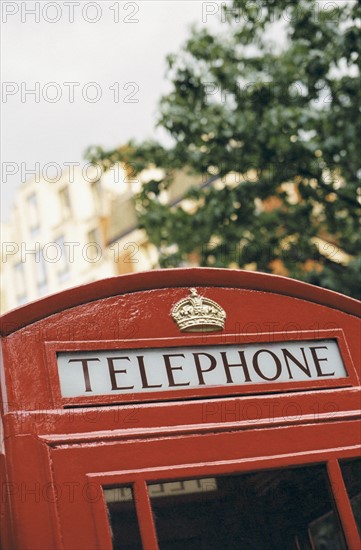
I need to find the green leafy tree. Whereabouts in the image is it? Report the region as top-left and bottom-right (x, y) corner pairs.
(87, 0), (361, 299)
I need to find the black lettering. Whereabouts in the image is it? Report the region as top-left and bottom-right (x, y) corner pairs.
(193, 352), (217, 385)
(310, 346), (335, 377)
(282, 348), (311, 379)
(253, 350), (282, 381)
(107, 357), (134, 390)
(220, 351), (252, 383)
(136, 355), (162, 389)
(163, 354), (190, 388)
(68, 357), (100, 392)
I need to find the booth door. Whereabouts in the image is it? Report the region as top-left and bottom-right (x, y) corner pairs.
(102, 461), (361, 550)
(50, 427), (361, 550)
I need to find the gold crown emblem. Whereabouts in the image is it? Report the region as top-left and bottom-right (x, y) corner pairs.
(171, 288), (226, 332)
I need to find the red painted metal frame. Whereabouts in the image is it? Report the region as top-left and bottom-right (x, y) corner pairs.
(1, 271), (360, 414)
(3, 406), (361, 549)
(44, 328), (358, 407)
(81, 446), (361, 550)
(327, 459), (361, 549)
(1, 268), (360, 550)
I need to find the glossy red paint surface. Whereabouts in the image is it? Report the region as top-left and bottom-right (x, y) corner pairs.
(0, 268), (360, 549)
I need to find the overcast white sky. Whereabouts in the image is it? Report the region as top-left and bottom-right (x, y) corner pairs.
(1, 1), (224, 220)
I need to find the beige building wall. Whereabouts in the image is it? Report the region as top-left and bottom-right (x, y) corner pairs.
(0, 166), (131, 314)
(0, 166), (215, 314)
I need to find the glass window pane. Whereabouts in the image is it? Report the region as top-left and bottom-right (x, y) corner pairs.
(54, 235), (69, 282)
(309, 510), (347, 550)
(340, 458), (361, 536)
(91, 179), (101, 204)
(87, 227), (102, 247)
(103, 486), (142, 550)
(14, 262), (26, 302)
(27, 193), (40, 236)
(33, 249), (48, 295)
(59, 186), (71, 219)
(148, 464), (346, 550)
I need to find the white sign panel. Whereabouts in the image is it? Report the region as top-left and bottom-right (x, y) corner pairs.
(57, 339), (346, 398)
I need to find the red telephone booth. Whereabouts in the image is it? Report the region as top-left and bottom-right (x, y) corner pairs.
(1, 268), (360, 549)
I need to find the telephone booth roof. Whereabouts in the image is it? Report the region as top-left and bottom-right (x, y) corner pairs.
(1, 267), (360, 336)
(1, 268), (360, 550)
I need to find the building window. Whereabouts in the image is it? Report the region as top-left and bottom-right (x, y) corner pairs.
(14, 262), (27, 304)
(59, 186), (71, 219)
(85, 228), (102, 264)
(34, 249), (48, 296)
(87, 227), (102, 247)
(55, 235), (69, 283)
(91, 179), (101, 205)
(27, 193), (40, 237)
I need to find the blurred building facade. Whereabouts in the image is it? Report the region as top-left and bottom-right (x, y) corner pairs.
(0, 166), (157, 314)
(0, 167), (276, 314)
